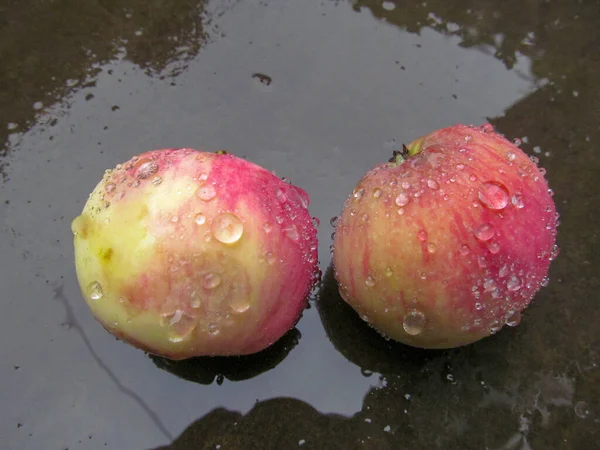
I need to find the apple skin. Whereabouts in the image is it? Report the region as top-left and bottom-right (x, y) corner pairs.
(332, 124), (558, 349)
(72, 149), (319, 359)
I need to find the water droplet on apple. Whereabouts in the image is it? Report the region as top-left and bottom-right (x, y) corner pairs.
(541, 276), (550, 287)
(456, 163), (465, 170)
(373, 188), (382, 198)
(312, 217), (320, 228)
(353, 188), (365, 200)
(427, 179), (439, 190)
(574, 401), (590, 419)
(87, 281), (103, 300)
(427, 243), (436, 253)
(385, 267), (393, 277)
(417, 230), (428, 241)
(474, 223), (495, 241)
(229, 296), (251, 314)
(361, 213), (369, 222)
(478, 181), (509, 210)
(401, 181), (411, 189)
(212, 213), (244, 244)
(265, 252), (276, 264)
(365, 275), (376, 287)
(505, 310), (521, 327)
(507, 275), (521, 291)
(203, 273), (221, 289)
(208, 323), (220, 336)
(135, 160), (158, 179)
(170, 215), (179, 223)
(196, 184), (216, 201)
(395, 192), (410, 207)
(469, 174), (478, 182)
(151, 176), (163, 186)
(163, 310), (197, 342)
(506, 152), (516, 161)
(403, 310), (426, 335)
(475, 302), (483, 311)
(511, 193), (525, 208)
(283, 224), (299, 240)
(549, 244), (560, 260)
(276, 189), (287, 202)
(194, 213), (206, 225)
(460, 244), (470, 255)
(330, 216), (339, 227)
(263, 222), (273, 233)
(487, 240), (501, 254)
(397, 208), (405, 215)
(105, 182), (116, 193)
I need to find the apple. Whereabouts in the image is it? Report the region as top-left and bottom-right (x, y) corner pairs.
(72, 148), (319, 359)
(331, 124), (558, 349)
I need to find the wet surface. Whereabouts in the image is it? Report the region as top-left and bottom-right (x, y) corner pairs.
(1, 0), (599, 449)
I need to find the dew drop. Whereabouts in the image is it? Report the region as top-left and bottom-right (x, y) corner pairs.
(312, 217), (320, 228)
(417, 229), (428, 242)
(105, 182), (116, 193)
(373, 188), (382, 198)
(395, 192), (410, 207)
(353, 188), (365, 200)
(506, 152), (516, 162)
(190, 291), (201, 308)
(203, 273), (222, 289)
(71, 216), (85, 236)
(427, 243), (436, 253)
(469, 174), (477, 182)
(574, 401), (590, 419)
(284, 224), (299, 240)
(478, 181), (509, 210)
(208, 323), (220, 336)
(212, 213), (244, 244)
(511, 193), (525, 209)
(194, 213), (206, 225)
(474, 223), (495, 241)
(276, 189), (287, 202)
(401, 181), (411, 189)
(365, 275), (376, 287)
(505, 310), (521, 327)
(151, 176), (163, 186)
(549, 244), (560, 261)
(403, 310), (426, 336)
(330, 216), (339, 227)
(487, 240), (501, 254)
(427, 179), (440, 190)
(87, 281), (103, 300)
(397, 208), (405, 215)
(265, 252), (276, 265)
(460, 244), (470, 255)
(385, 267), (393, 277)
(164, 310), (197, 342)
(456, 163), (465, 170)
(229, 296), (251, 314)
(540, 276), (550, 287)
(196, 184), (216, 201)
(135, 160), (158, 179)
(507, 275), (521, 291)
(170, 215), (179, 223)
(475, 302), (483, 311)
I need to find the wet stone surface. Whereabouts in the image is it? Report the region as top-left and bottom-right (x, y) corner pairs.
(1, 0), (599, 449)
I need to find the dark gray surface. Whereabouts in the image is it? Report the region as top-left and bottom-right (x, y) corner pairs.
(1, 0), (598, 449)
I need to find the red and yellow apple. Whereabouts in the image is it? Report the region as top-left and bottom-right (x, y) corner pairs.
(72, 149), (319, 359)
(332, 124), (558, 348)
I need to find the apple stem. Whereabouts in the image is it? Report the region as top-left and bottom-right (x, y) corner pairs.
(388, 144), (410, 166)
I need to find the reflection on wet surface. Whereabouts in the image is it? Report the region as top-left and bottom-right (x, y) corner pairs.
(1, 0), (599, 449)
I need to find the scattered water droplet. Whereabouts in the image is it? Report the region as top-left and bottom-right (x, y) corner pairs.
(460, 244), (470, 255)
(478, 181), (509, 210)
(401, 181), (411, 189)
(194, 213), (206, 225)
(549, 244), (560, 260)
(208, 323), (220, 336)
(487, 240), (501, 254)
(507, 275), (521, 291)
(312, 217), (320, 228)
(417, 230), (428, 242)
(87, 281), (103, 300)
(164, 310), (197, 342)
(151, 176), (163, 186)
(265, 252), (276, 265)
(397, 208), (405, 215)
(396, 192), (410, 207)
(135, 160), (158, 179)
(373, 188), (382, 198)
(284, 224), (299, 240)
(263, 222), (273, 233)
(385, 267), (393, 277)
(506, 152), (516, 162)
(229, 296), (251, 314)
(474, 223), (495, 241)
(456, 163), (465, 170)
(475, 302), (483, 311)
(196, 184), (216, 201)
(276, 189), (287, 202)
(330, 216), (339, 227)
(353, 188), (365, 200)
(427, 243), (436, 253)
(170, 215), (179, 223)
(105, 182), (116, 193)
(203, 273), (222, 289)
(541, 276), (550, 287)
(403, 310), (426, 336)
(574, 401), (590, 419)
(505, 310), (521, 327)
(427, 179), (439, 190)
(469, 174), (477, 182)
(365, 275), (376, 287)
(212, 213), (244, 244)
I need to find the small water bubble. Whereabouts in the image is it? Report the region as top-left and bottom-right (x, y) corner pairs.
(475, 302), (483, 311)
(487, 240), (501, 254)
(506, 152), (516, 161)
(365, 275), (376, 287)
(382, 1), (395, 11)
(164, 310), (197, 342)
(151, 176), (163, 186)
(87, 281), (103, 300)
(284, 224), (299, 240)
(385, 267), (393, 277)
(397, 208), (405, 215)
(361, 213), (369, 222)
(513, 138), (522, 147)
(135, 160), (158, 179)
(194, 213), (206, 225)
(312, 217), (320, 228)
(353, 188), (365, 200)
(229, 296), (251, 314)
(383, 425), (391, 433)
(427, 243), (436, 253)
(474, 223), (495, 241)
(420, 272), (427, 280)
(478, 181), (509, 210)
(401, 181), (411, 189)
(469, 174), (477, 182)
(416, 230), (428, 242)
(427, 179), (440, 190)
(373, 188), (382, 198)
(395, 192), (410, 207)
(196, 184), (217, 201)
(212, 213), (244, 244)
(276, 189), (287, 203)
(403, 310), (426, 335)
(460, 244), (470, 255)
(541, 276), (550, 287)
(507, 275), (521, 291)
(549, 244), (560, 261)
(505, 310), (521, 327)
(574, 401), (590, 419)
(456, 163), (465, 170)
(330, 216), (339, 227)
(208, 323), (220, 336)
(105, 182), (116, 193)
(203, 273), (222, 289)
(170, 215), (179, 223)
(499, 264), (508, 278)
